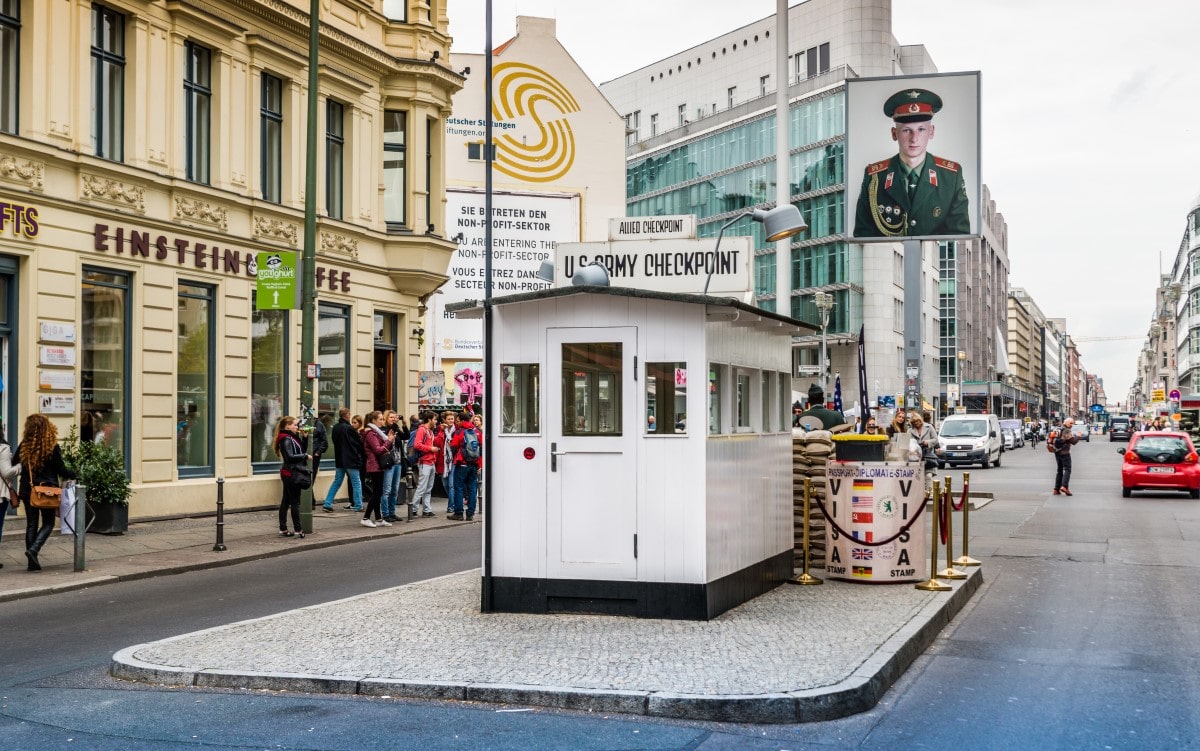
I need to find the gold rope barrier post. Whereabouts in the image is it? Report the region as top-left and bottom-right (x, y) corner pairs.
(916, 477), (951, 591)
(954, 470), (981, 567)
(790, 476), (824, 585)
(938, 476), (967, 580)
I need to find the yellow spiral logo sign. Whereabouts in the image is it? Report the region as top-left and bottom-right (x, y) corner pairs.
(492, 62), (580, 183)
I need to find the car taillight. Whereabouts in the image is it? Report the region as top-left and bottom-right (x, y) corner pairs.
(1124, 451), (1140, 464)
(1187, 452), (1198, 464)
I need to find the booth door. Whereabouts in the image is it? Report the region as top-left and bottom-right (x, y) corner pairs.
(547, 327), (638, 581)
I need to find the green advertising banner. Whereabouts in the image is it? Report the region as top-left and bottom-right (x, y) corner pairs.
(255, 251), (298, 310)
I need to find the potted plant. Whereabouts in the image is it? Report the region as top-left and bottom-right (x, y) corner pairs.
(61, 426), (133, 535)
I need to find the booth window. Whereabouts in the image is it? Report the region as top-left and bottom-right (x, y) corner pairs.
(778, 372), (790, 431)
(735, 369), (752, 431)
(177, 282), (214, 476)
(645, 362), (687, 435)
(501, 363), (539, 434)
(251, 304), (288, 468)
(762, 371), (772, 431)
(708, 363), (724, 434)
(562, 343), (622, 435)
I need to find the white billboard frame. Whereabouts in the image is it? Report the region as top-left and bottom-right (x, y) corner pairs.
(845, 71), (982, 243)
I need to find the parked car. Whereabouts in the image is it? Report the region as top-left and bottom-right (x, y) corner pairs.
(1000, 427), (1017, 450)
(936, 413), (1002, 469)
(999, 419), (1024, 447)
(1071, 423), (1091, 443)
(1109, 417), (1133, 442)
(1120, 431), (1200, 498)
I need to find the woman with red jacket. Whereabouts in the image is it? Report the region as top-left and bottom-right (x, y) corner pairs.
(360, 411), (392, 528)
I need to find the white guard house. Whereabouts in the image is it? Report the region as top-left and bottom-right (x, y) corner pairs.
(453, 286), (817, 619)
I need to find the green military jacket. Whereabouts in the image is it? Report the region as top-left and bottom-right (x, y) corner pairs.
(853, 153), (970, 238)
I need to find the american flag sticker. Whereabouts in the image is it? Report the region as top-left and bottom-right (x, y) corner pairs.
(852, 566), (873, 578)
(851, 548), (873, 560)
(852, 495), (874, 508)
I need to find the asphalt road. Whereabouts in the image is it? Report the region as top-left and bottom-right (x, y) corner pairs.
(2, 439), (1198, 750)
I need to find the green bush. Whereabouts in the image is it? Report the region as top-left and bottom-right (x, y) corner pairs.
(61, 425), (132, 506)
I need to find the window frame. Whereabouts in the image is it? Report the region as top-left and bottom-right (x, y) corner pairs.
(250, 304), (289, 472)
(183, 41), (212, 184)
(81, 266), (133, 470)
(645, 361), (688, 436)
(260, 72), (283, 203)
(317, 302), (351, 420)
(0, 0), (19, 135)
(177, 281), (216, 478)
(325, 99), (344, 219)
(383, 109), (407, 231)
(501, 363), (540, 435)
(90, 3), (126, 162)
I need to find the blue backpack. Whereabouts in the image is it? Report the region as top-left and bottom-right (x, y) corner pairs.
(460, 428), (481, 463)
(406, 428), (421, 464)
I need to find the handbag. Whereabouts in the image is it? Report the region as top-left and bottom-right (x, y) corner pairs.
(30, 483), (63, 509)
(282, 466), (313, 490)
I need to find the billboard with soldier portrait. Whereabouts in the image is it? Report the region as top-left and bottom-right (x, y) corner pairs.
(845, 72), (981, 242)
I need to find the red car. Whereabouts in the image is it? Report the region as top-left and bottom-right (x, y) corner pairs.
(1120, 431), (1200, 498)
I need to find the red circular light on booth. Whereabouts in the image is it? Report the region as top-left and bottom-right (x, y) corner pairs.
(523, 447), (536, 460)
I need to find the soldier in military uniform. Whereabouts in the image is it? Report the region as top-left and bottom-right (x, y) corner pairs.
(853, 88), (970, 238)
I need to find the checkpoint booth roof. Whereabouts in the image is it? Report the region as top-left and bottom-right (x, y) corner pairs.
(451, 285), (817, 620)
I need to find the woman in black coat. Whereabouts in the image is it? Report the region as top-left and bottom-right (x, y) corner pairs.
(16, 414), (76, 571)
(273, 416), (310, 538)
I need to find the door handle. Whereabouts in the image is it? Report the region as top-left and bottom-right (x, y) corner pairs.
(551, 442), (558, 472)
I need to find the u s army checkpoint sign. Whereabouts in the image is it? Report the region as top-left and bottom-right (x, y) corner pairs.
(824, 463), (927, 583)
(255, 251), (299, 310)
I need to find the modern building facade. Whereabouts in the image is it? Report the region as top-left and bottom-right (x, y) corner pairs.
(0, 0), (461, 516)
(1007, 287), (1046, 418)
(599, 0), (946, 413)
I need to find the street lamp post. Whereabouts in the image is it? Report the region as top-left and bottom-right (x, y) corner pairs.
(703, 205), (807, 295)
(956, 350), (966, 414)
(814, 291), (834, 394)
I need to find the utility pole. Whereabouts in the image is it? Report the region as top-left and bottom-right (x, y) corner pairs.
(298, 0), (320, 534)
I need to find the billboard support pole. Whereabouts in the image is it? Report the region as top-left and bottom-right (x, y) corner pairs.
(903, 238), (923, 414)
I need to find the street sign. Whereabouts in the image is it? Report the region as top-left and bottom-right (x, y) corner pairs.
(255, 251), (299, 310)
(1152, 388), (1166, 402)
(1169, 389), (1181, 401)
(1089, 404), (1104, 413)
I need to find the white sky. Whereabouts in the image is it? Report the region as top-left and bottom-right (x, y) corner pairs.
(448, 0), (1200, 401)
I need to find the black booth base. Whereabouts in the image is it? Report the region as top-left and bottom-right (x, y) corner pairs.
(486, 550), (792, 621)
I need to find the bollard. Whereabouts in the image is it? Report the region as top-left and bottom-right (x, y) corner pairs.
(915, 480), (952, 591)
(788, 477), (823, 585)
(213, 477), (227, 552)
(954, 471), (981, 567)
(938, 477), (967, 580)
(73, 483), (87, 572)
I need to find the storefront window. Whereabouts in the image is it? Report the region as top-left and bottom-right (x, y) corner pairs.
(646, 362), (687, 434)
(501, 364), (539, 434)
(177, 283), (214, 475)
(251, 305), (287, 465)
(318, 303), (350, 418)
(373, 312), (396, 412)
(81, 268), (130, 466)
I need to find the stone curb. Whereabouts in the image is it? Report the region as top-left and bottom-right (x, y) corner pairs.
(0, 518), (467, 605)
(109, 567), (983, 723)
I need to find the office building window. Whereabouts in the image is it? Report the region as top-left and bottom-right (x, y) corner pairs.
(677, 104), (686, 127)
(251, 305), (287, 466)
(177, 283), (214, 476)
(261, 73), (282, 203)
(0, 0), (19, 134)
(760, 74), (769, 97)
(793, 52), (804, 82)
(727, 86), (736, 109)
(90, 4), (125, 161)
(81, 268), (131, 467)
(318, 303), (350, 419)
(184, 42), (211, 184)
(326, 100), (344, 219)
(383, 110), (407, 229)
(467, 142), (495, 161)
(649, 113), (658, 137)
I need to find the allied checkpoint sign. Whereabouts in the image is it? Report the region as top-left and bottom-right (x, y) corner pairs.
(824, 463), (927, 583)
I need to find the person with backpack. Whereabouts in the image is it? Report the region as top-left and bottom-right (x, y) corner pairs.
(409, 410), (439, 518)
(1049, 417), (1079, 495)
(322, 408), (364, 513)
(449, 410), (483, 521)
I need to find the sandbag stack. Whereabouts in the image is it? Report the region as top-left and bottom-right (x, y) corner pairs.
(792, 428), (833, 570)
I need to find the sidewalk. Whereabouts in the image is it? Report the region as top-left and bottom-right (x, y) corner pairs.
(0, 501), (466, 603)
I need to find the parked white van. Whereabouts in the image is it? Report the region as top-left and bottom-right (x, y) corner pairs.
(936, 413), (1003, 469)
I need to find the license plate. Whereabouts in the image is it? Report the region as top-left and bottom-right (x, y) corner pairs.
(1148, 466), (1175, 474)
(949, 452), (964, 458)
